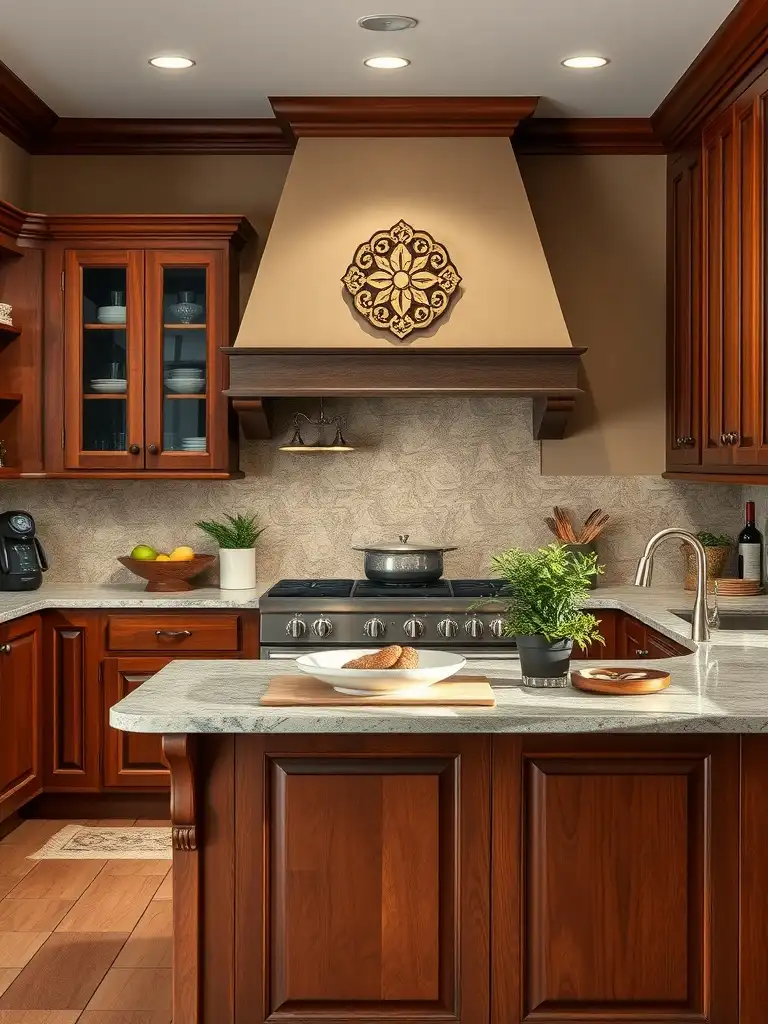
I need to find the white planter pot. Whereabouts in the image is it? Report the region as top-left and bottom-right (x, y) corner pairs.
(218, 548), (257, 590)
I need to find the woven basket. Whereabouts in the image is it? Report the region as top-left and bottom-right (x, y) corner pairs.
(681, 544), (730, 592)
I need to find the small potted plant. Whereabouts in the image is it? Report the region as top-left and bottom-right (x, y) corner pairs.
(682, 531), (732, 591)
(196, 512), (265, 590)
(490, 542), (603, 687)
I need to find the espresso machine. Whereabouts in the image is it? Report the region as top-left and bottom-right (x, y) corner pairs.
(0, 511), (48, 591)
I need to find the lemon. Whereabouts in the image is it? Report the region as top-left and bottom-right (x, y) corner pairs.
(156, 554), (171, 562)
(130, 544), (157, 561)
(169, 546), (195, 562)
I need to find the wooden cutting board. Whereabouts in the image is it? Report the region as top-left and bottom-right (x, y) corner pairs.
(261, 674), (496, 707)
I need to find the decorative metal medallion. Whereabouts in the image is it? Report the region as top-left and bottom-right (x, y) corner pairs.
(341, 220), (461, 340)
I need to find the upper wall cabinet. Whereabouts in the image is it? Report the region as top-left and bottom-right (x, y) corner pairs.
(43, 215), (255, 479)
(666, 71), (768, 482)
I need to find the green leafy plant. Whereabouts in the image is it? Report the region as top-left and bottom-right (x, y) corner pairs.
(196, 513), (265, 550)
(696, 531), (733, 548)
(489, 542), (604, 650)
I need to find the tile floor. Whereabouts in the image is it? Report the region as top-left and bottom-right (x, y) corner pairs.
(0, 819), (172, 1024)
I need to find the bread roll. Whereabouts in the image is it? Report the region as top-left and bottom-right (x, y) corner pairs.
(343, 645), (403, 669)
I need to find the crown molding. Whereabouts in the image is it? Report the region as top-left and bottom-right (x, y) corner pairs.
(514, 118), (665, 155)
(269, 96), (540, 138)
(0, 58), (57, 150)
(36, 117), (294, 155)
(653, 0), (768, 148)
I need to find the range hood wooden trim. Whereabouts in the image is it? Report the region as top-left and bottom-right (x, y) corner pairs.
(224, 346), (585, 440)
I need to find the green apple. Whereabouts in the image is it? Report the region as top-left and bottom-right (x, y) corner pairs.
(130, 544), (158, 561)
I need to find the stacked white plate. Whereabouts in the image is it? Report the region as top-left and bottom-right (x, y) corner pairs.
(164, 368), (206, 394)
(181, 436), (207, 451)
(90, 379), (127, 393)
(96, 306), (126, 325)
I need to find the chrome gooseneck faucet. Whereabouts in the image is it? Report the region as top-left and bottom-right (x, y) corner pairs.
(634, 528), (718, 642)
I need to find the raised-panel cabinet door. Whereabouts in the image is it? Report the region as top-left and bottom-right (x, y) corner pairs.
(144, 250), (228, 472)
(701, 108), (740, 467)
(492, 736), (739, 1024)
(103, 657), (170, 789)
(234, 735), (490, 1024)
(0, 615), (42, 819)
(666, 150), (702, 469)
(43, 612), (102, 790)
(570, 610), (618, 660)
(63, 250), (145, 470)
(619, 614), (648, 658)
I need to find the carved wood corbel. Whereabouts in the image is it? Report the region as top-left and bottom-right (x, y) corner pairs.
(162, 734), (198, 850)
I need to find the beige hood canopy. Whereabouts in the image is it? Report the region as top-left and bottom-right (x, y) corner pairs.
(225, 97), (584, 439)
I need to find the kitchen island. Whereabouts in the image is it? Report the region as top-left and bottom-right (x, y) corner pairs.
(110, 588), (768, 1024)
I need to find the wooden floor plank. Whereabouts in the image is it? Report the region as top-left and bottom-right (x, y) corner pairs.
(0, 971), (20, 997)
(113, 903), (171, 969)
(0, 932), (50, 969)
(0, 932), (128, 1011)
(0, 901), (74, 933)
(78, 1012), (171, 1024)
(0, 847), (40, 896)
(0, 824), (74, 851)
(8, 861), (106, 901)
(0, 1012), (80, 1023)
(56, 876), (161, 934)
(150, 874), (172, 901)
(101, 862), (170, 878)
(85, 969), (171, 1013)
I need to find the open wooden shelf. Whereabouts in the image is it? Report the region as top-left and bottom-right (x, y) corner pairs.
(83, 393), (127, 400)
(83, 323), (126, 330)
(164, 393), (206, 400)
(163, 323), (207, 330)
(0, 393), (23, 404)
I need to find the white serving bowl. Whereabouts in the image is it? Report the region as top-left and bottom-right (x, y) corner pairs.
(295, 648), (466, 695)
(96, 306), (126, 323)
(165, 379), (206, 393)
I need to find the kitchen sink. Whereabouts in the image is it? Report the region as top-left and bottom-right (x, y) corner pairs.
(671, 610), (768, 631)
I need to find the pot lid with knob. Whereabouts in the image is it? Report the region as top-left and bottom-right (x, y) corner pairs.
(352, 533), (458, 553)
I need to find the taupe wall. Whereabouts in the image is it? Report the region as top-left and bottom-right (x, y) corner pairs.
(29, 149), (667, 475)
(0, 135), (30, 207)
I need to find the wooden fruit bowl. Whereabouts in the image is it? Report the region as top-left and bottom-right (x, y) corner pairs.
(118, 554), (216, 592)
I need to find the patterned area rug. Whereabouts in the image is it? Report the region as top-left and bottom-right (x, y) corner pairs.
(30, 824), (172, 860)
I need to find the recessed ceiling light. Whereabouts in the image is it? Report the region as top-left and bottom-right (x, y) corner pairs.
(561, 55), (609, 69)
(358, 14), (418, 32)
(364, 55), (410, 69)
(149, 55), (195, 69)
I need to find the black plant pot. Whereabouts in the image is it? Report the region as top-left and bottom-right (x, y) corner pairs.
(516, 635), (574, 688)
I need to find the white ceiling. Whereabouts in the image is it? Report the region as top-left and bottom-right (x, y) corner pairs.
(0, 0), (738, 119)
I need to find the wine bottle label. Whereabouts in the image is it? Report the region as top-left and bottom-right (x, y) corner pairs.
(739, 543), (762, 581)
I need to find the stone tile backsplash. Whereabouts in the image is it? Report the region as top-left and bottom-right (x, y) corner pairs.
(1, 398), (743, 587)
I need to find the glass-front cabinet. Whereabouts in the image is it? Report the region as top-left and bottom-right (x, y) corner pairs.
(54, 216), (253, 477)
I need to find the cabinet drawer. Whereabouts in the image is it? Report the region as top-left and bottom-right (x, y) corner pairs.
(106, 614), (241, 652)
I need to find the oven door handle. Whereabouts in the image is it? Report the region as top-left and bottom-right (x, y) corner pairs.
(260, 646), (518, 661)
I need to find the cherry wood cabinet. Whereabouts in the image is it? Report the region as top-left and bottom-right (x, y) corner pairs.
(570, 610), (618, 660)
(0, 615), (42, 821)
(103, 657), (170, 788)
(666, 69), (768, 480)
(619, 613), (690, 659)
(42, 215), (254, 479)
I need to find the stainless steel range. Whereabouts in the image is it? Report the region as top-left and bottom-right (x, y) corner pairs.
(258, 578), (517, 662)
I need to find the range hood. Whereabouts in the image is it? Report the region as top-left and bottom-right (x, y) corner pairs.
(225, 98), (584, 439)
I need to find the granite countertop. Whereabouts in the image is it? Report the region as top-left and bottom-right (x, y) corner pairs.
(0, 583), (269, 624)
(108, 585), (768, 735)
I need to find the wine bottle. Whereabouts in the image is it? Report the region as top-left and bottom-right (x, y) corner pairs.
(738, 501), (763, 581)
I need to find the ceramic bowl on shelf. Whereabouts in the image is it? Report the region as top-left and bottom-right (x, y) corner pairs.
(164, 378), (206, 394)
(295, 648), (466, 695)
(96, 306), (127, 324)
(90, 380), (127, 393)
(117, 554), (215, 592)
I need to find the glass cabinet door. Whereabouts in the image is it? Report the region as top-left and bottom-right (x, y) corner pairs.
(145, 251), (224, 470)
(64, 250), (145, 470)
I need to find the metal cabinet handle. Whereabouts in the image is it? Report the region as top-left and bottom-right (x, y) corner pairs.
(635, 648), (649, 657)
(729, 432), (740, 446)
(0, 644), (10, 654)
(154, 629), (192, 639)
(128, 444), (140, 455)
(719, 433), (727, 446)
(676, 436), (695, 447)
(148, 444), (159, 455)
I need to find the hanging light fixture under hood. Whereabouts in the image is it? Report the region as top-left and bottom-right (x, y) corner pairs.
(279, 400), (355, 452)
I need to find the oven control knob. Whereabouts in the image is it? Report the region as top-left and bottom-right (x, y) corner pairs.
(311, 616), (333, 638)
(286, 615), (307, 639)
(363, 617), (386, 638)
(403, 617), (425, 639)
(437, 618), (459, 638)
(489, 617), (506, 639)
(465, 615), (484, 639)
